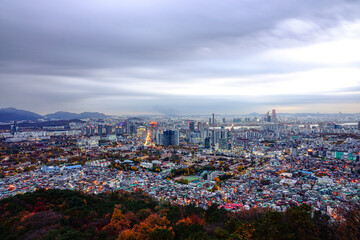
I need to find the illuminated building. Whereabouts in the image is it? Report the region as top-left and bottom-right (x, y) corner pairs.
(149, 121), (158, 141)
(189, 121), (195, 132)
(137, 126), (146, 138)
(150, 121), (158, 129)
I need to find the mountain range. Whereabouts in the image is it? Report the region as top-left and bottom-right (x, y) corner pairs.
(0, 107), (108, 122)
(45, 111), (108, 120)
(0, 107), (43, 122)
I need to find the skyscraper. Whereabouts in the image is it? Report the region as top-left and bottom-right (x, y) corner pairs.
(272, 109), (277, 122)
(219, 138), (227, 150)
(189, 121), (195, 132)
(204, 137), (211, 149)
(265, 112), (271, 122)
(98, 125), (103, 135)
(197, 122), (204, 131)
(161, 130), (179, 146)
(212, 113), (215, 125)
(10, 121), (18, 135)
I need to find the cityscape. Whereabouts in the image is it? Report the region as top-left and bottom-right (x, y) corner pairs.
(1, 111), (359, 210)
(0, 109), (359, 239)
(1, 0), (360, 239)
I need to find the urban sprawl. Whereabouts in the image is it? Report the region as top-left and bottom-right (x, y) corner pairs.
(1, 111), (359, 222)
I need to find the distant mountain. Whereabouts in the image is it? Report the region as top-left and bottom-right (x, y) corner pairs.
(127, 117), (144, 121)
(0, 107), (43, 122)
(45, 111), (108, 120)
(79, 112), (108, 119)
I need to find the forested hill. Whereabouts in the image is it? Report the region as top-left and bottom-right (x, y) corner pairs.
(0, 189), (358, 240)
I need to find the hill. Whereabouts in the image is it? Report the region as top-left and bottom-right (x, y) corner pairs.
(45, 111), (108, 120)
(0, 107), (42, 122)
(0, 189), (358, 240)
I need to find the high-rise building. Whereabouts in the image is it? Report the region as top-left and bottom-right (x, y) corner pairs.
(212, 113), (215, 125)
(161, 130), (179, 146)
(197, 122), (204, 131)
(204, 137), (211, 149)
(123, 121), (130, 134)
(129, 124), (137, 135)
(105, 125), (113, 134)
(90, 126), (96, 135)
(137, 126), (147, 140)
(272, 109), (277, 122)
(227, 129), (232, 141)
(265, 112), (271, 122)
(115, 124), (125, 135)
(98, 125), (103, 135)
(150, 121), (158, 130)
(10, 121), (18, 135)
(211, 129), (215, 146)
(219, 138), (227, 150)
(83, 125), (96, 136)
(189, 131), (201, 144)
(189, 121), (195, 132)
(220, 126), (227, 139)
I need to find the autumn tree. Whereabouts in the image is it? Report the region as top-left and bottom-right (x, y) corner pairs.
(117, 213), (171, 240)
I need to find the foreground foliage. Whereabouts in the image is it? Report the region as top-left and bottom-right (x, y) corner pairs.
(0, 189), (358, 240)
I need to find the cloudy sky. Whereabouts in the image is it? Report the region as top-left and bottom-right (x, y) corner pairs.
(1, 0), (360, 115)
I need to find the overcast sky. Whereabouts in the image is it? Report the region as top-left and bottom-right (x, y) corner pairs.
(1, 0), (360, 115)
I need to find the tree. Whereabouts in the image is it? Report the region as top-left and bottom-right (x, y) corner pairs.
(149, 228), (173, 240)
(229, 222), (255, 240)
(106, 208), (131, 232)
(336, 204), (360, 240)
(117, 213), (171, 240)
(286, 204), (320, 240)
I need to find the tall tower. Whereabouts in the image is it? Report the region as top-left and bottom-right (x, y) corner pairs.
(212, 113), (215, 126)
(272, 109), (277, 122)
(10, 121), (18, 135)
(265, 112), (271, 122)
(189, 121), (195, 132)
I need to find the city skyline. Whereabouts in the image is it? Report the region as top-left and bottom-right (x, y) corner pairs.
(1, 0), (360, 115)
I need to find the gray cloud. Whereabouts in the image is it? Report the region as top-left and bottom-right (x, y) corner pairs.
(0, 0), (360, 114)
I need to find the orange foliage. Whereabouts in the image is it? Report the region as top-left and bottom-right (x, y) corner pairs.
(176, 214), (205, 226)
(234, 223), (255, 239)
(104, 208), (131, 232)
(117, 213), (171, 240)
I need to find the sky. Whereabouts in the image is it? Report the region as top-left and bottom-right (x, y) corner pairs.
(0, 0), (360, 115)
